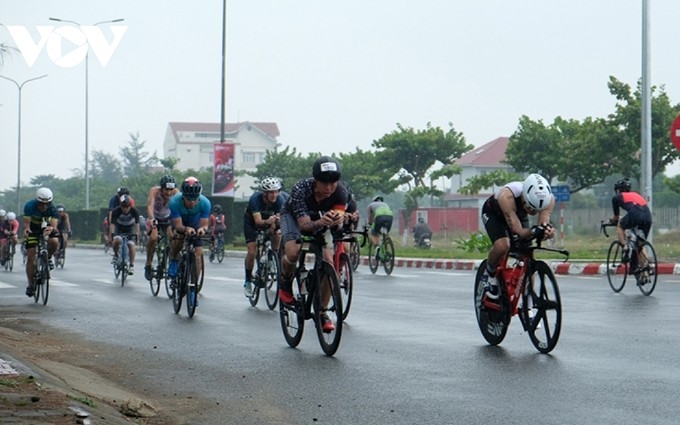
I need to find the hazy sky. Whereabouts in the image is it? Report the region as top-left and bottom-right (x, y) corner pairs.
(2, 0), (680, 193)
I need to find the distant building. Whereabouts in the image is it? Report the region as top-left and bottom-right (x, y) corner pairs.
(163, 121), (280, 199)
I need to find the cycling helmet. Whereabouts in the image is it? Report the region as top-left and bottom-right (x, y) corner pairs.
(36, 187), (53, 203)
(6, 212), (16, 221)
(373, 196), (384, 202)
(181, 176), (203, 200)
(259, 177), (282, 192)
(120, 194), (132, 207)
(0, 209), (5, 217)
(159, 174), (176, 189)
(56, 204), (65, 212)
(213, 205), (222, 213)
(312, 156), (341, 183)
(614, 178), (631, 192)
(117, 186), (130, 196)
(522, 174), (552, 212)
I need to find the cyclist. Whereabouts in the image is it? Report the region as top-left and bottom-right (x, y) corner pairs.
(0, 209), (6, 229)
(341, 185), (359, 254)
(106, 187), (135, 247)
(610, 178), (652, 277)
(480, 173), (555, 303)
(209, 204), (227, 252)
(278, 156), (348, 332)
(56, 205), (72, 255)
(366, 195), (394, 248)
(23, 188), (59, 297)
(143, 175), (179, 281)
(167, 177), (211, 281)
(243, 177), (284, 297)
(0, 212), (20, 266)
(109, 194), (141, 275)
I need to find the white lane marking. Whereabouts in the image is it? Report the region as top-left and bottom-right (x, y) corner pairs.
(49, 280), (78, 287)
(0, 282), (16, 289)
(207, 276), (242, 282)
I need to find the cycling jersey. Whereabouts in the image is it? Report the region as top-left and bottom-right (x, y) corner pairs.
(282, 178), (348, 221)
(111, 206), (140, 235)
(245, 191), (284, 223)
(150, 187), (174, 220)
(168, 193), (211, 229)
(482, 182), (530, 243)
(612, 191), (652, 237)
(23, 199), (58, 234)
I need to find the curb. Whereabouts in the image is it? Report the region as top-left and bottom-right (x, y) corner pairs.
(72, 244), (678, 275)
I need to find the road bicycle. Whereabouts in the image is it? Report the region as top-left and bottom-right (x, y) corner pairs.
(474, 237), (569, 354)
(54, 232), (66, 269)
(248, 229), (280, 310)
(279, 230), (344, 356)
(31, 231), (51, 305)
(367, 225), (395, 275)
(208, 232), (225, 264)
(1, 240), (15, 272)
(150, 230), (170, 297)
(333, 227), (368, 320)
(600, 220), (657, 295)
(112, 233), (134, 287)
(171, 233), (205, 318)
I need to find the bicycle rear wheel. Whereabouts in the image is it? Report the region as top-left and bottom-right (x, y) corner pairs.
(606, 240), (627, 293)
(279, 271), (305, 348)
(636, 241), (658, 296)
(473, 259), (510, 346)
(313, 262), (343, 356)
(349, 240), (360, 271)
(522, 261), (562, 354)
(217, 239), (225, 263)
(337, 252), (353, 320)
(264, 248), (280, 310)
(367, 243), (378, 274)
(382, 237), (395, 275)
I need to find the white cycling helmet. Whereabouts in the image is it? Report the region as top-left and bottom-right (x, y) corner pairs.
(522, 173), (552, 212)
(36, 187), (53, 203)
(6, 212), (16, 221)
(259, 177), (282, 192)
(0, 209), (5, 217)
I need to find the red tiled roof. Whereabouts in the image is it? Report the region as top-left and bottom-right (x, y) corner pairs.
(168, 122), (280, 140)
(455, 137), (509, 167)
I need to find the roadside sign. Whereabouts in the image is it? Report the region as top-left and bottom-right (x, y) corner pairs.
(671, 114), (680, 152)
(552, 185), (570, 202)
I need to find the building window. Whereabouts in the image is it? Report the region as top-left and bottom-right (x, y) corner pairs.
(243, 152), (255, 164)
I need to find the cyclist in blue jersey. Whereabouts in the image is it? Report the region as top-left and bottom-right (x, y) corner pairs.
(167, 177), (211, 280)
(242, 177), (285, 297)
(23, 188), (59, 297)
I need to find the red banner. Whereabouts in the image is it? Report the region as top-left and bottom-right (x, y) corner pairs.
(212, 143), (235, 197)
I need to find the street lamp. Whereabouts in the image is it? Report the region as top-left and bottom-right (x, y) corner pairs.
(49, 17), (125, 210)
(0, 74), (48, 214)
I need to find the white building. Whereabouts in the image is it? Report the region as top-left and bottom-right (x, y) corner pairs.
(163, 121), (280, 199)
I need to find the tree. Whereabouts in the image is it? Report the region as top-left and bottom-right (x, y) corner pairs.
(458, 170), (523, 195)
(120, 132), (158, 178)
(372, 122), (473, 226)
(336, 148), (398, 202)
(505, 115), (564, 184)
(91, 150), (123, 184)
(248, 146), (309, 193)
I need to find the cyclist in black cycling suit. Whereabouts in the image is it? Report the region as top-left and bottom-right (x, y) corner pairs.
(56, 205), (72, 255)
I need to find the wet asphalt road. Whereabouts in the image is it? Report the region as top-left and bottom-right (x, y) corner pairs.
(1, 247), (679, 424)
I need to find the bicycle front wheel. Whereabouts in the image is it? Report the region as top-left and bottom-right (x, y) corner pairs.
(606, 240), (627, 293)
(39, 253), (50, 305)
(522, 261), (562, 354)
(382, 237), (395, 275)
(367, 243), (378, 274)
(313, 261), (343, 356)
(636, 241), (658, 296)
(196, 254), (205, 294)
(172, 261), (185, 314)
(337, 252), (353, 320)
(264, 249), (280, 310)
(186, 255), (198, 318)
(473, 259), (510, 346)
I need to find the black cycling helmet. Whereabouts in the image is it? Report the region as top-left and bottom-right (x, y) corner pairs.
(159, 174), (176, 189)
(181, 176), (203, 200)
(120, 194), (132, 207)
(56, 204), (65, 212)
(117, 186), (130, 196)
(312, 156), (341, 183)
(213, 204), (222, 213)
(614, 178), (631, 192)
(373, 196), (384, 202)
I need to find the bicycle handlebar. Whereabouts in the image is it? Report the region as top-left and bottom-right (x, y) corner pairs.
(600, 220), (616, 238)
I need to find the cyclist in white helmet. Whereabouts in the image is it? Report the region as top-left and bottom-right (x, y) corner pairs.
(23, 187), (60, 297)
(479, 173), (556, 303)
